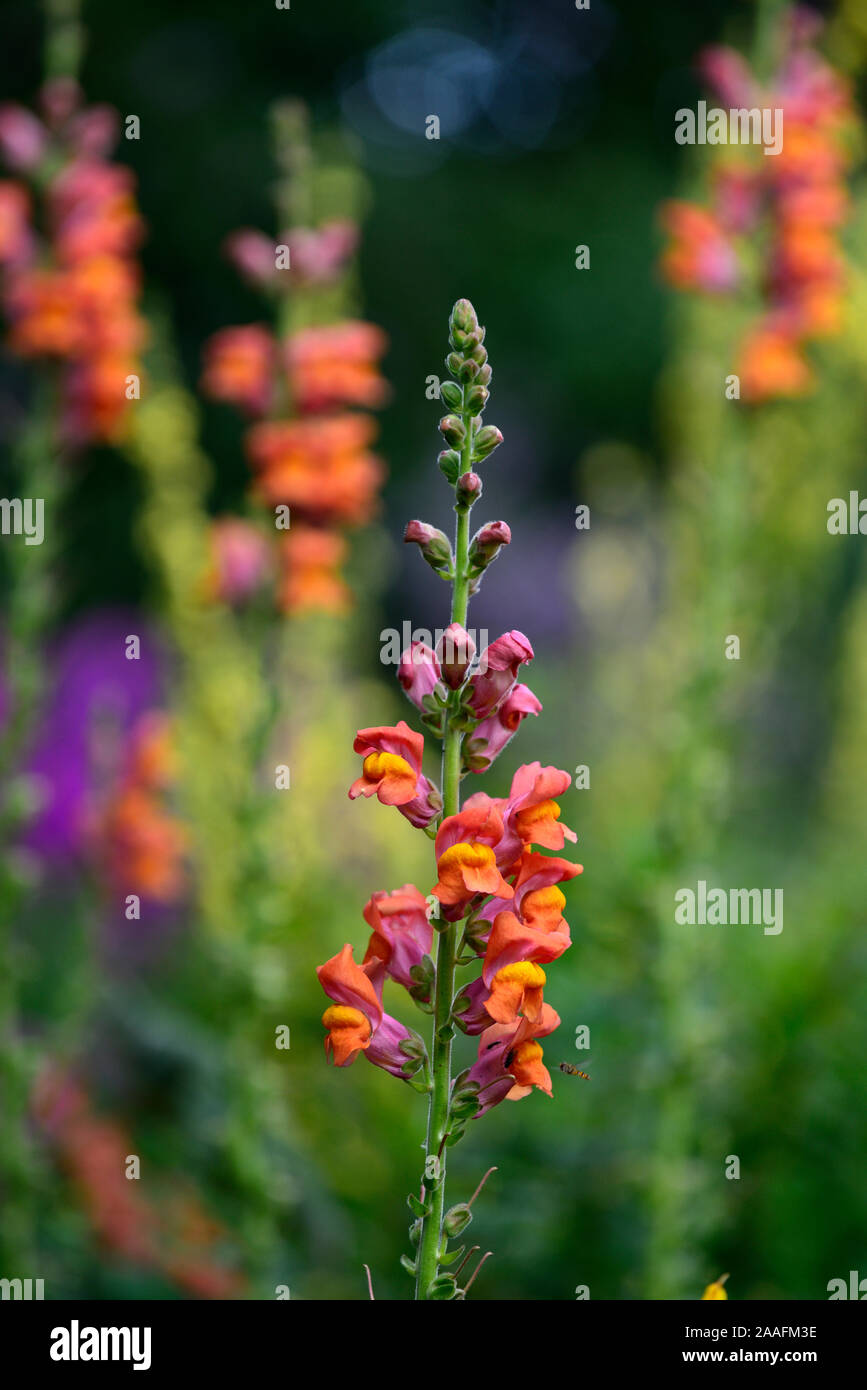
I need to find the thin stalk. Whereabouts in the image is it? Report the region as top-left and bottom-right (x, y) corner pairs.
(0, 397), (63, 1273)
(414, 394), (475, 1299)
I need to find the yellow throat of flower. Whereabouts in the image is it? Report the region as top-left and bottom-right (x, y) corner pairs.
(363, 750), (414, 781)
(322, 1004), (370, 1038)
(516, 799), (561, 834)
(493, 961), (547, 989)
(521, 885), (566, 923)
(438, 841), (496, 874)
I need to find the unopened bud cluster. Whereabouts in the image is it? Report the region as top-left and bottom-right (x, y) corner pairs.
(409, 299), (508, 589)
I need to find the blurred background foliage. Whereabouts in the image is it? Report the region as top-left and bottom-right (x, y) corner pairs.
(1, 0), (866, 1300)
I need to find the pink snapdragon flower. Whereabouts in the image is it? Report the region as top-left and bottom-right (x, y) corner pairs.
(437, 622), (475, 689)
(0, 103), (48, 171)
(205, 518), (271, 606)
(398, 642), (443, 711)
(0, 182), (33, 265)
(467, 630), (534, 719)
(467, 682), (541, 772)
(363, 884), (433, 991)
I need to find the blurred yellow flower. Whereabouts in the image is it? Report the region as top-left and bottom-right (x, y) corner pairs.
(702, 1274), (730, 1300)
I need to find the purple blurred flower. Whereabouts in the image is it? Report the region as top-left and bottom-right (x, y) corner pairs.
(17, 610), (162, 864)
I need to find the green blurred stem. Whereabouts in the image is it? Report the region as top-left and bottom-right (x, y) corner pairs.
(44, 0), (83, 82)
(753, 0), (786, 85)
(414, 399), (474, 1300)
(0, 394), (63, 1273)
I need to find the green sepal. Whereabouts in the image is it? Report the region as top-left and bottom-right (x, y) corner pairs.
(407, 1192), (430, 1218)
(437, 1244), (465, 1267)
(444, 1203), (472, 1237)
(427, 1274), (458, 1300)
(437, 449), (461, 484)
(449, 1098), (479, 1123)
(400, 1254), (418, 1277)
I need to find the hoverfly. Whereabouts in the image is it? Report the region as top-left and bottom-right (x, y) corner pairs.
(559, 1061), (591, 1080)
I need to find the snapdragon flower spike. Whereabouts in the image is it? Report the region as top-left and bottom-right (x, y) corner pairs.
(349, 721), (440, 828)
(317, 299), (583, 1299)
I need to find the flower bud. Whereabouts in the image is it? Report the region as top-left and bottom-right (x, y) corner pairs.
(468, 520), (511, 574)
(437, 449), (461, 483)
(404, 519), (454, 577)
(456, 358), (480, 384)
(443, 1203), (473, 1237)
(438, 380), (462, 410)
(436, 623), (476, 689)
(472, 424), (503, 462)
(450, 326), (480, 353)
(464, 384), (488, 413)
(455, 471), (482, 507)
(450, 298), (479, 335)
(438, 414), (466, 448)
(398, 642), (443, 711)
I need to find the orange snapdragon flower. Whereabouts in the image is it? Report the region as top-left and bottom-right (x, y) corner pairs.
(432, 800), (514, 909)
(277, 525), (351, 615)
(286, 320), (389, 412)
(94, 713), (188, 904)
(201, 324), (274, 416)
(246, 413), (384, 525)
(659, 15), (858, 403)
(0, 90), (148, 444)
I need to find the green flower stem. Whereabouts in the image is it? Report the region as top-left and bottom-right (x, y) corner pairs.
(414, 395), (475, 1300)
(0, 397), (63, 1274)
(44, 0), (83, 82)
